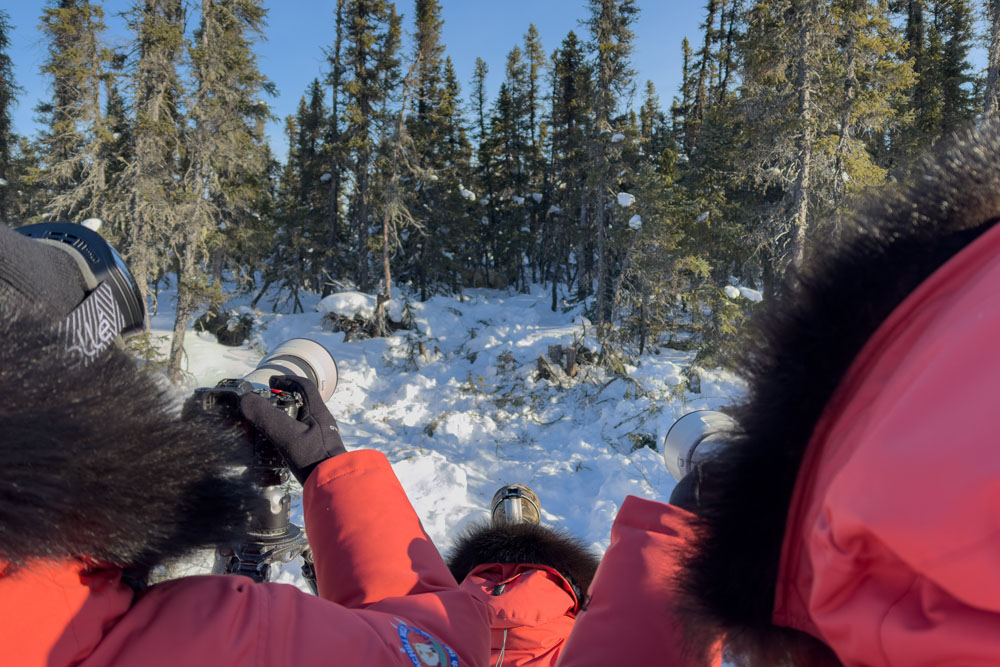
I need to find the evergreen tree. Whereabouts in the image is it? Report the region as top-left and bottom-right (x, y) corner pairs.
(270, 81), (329, 312)
(469, 57), (498, 286)
(323, 0), (348, 288)
(936, 0), (976, 131)
(522, 24), (548, 284)
(987, 0), (1000, 115)
(0, 10), (20, 223)
(341, 0), (399, 292)
(36, 0), (116, 223)
(113, 0), (185, 323)
(584, 0), (640, 328)
(371, 4), (413, 332)
(893, 0), (976, 163)
(405, 0), (449, 298)
(169, 0), (274, 381)
(547, 31), (590, 309)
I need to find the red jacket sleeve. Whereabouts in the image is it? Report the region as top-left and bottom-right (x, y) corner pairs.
(301, 449), (490, 663)
(97, 450), (489, 667)
(556, 496), (721, 667)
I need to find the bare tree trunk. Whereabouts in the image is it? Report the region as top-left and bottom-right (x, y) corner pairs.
(594, 176), (609, 329)
(325, 0), (345, 295)
(576, 190), (589, 301)
(832, 0), (859, 231)
(987, 0), (1000, 115)
(167, 244), (196, 383)
(790, 1), (815, 268)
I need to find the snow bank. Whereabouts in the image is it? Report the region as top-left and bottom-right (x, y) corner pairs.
(317, 291), (405, 321)
(617, 192), (635, 208)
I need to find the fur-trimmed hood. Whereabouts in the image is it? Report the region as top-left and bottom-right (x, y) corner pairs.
(677, 121), (1000, 665)
(0, 305), (256, 578)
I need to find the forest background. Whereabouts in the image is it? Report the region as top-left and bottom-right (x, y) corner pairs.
(0, 0), (995, 382)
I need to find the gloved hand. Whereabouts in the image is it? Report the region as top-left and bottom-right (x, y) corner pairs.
(669, 465), (704, 513)
(669, 460), (721, 514)
(238, 375), (346, 484)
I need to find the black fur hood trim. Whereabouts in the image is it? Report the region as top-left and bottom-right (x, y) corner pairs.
(447, 521), (600, 603)
(676, 122), (1000, 663)
(0, 305), (256, 576)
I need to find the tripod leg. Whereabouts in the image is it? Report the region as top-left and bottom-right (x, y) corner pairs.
(301, 548), (318, 596)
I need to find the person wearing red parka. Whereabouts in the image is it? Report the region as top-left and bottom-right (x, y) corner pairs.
(0, 224), (489, 667)
(559, 120), (1000, 665)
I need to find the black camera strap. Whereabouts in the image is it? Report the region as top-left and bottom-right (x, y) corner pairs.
(57, 281), (126, 366)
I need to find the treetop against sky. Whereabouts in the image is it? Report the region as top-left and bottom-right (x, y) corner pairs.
(5, 1), (703, 162)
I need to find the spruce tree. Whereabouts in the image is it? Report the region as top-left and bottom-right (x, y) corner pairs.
(522, 25), (548, 284)
(470, 57), (498, 286)
(270, 81), (329, 312)
(584, 0), (639, 328)
(113, 0), (186, 324)
(169, 0), (274, 382)
(324, 0), (347, 288)
(0, 10), (19, 223)
(987, 0), (1000, 115)
(405, 0), (447, 298)
(548, 31), (590, 309)
(36, 0), (116, 223)
(341, 0), (398, 292)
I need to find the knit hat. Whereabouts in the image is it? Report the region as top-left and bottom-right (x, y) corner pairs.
(0, 223), (88, 322)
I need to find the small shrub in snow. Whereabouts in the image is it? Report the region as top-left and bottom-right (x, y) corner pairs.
(195, 308), (257, 346)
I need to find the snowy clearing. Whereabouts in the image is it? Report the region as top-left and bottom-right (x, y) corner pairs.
(151, 283), (744, 589)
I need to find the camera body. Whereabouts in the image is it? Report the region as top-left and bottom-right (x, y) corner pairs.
(193, 379), (303, 471)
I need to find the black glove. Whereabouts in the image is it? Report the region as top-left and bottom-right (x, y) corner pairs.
(238, 375), (346, 484)
(669, 460), (719, 514)
(669, 467), (703, 512)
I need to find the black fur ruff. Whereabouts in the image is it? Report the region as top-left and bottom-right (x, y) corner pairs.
(447, 521), (600, 601)
(676, 121), (1000, 665)
(0, 306), (256, 578)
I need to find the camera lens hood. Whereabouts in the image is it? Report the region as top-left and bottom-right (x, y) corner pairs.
(244, 338), (339, 401)
(663, 410), (736, 482)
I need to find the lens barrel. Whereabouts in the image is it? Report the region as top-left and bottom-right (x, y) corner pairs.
(243, 338), (338, 401)
(663, 410), (736, 482)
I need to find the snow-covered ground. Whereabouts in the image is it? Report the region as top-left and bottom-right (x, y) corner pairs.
(149, 282), (744, 589)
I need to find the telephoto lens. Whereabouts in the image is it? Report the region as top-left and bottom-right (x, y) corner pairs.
(662, 410), (736, 482)
(243, 338), (338, 401)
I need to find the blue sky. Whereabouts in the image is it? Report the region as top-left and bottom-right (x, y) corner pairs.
(4, 1), (704, 162)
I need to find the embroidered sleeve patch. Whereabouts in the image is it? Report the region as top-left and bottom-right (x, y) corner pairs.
(394, 620), (459, 667)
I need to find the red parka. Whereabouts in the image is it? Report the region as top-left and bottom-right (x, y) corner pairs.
(558, 184), (1000, 666)
(0, 449), (490, 667)
(556, 497), (720, 667)
(771, 205), (1000, 664)
(460, 563), (579, 666)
